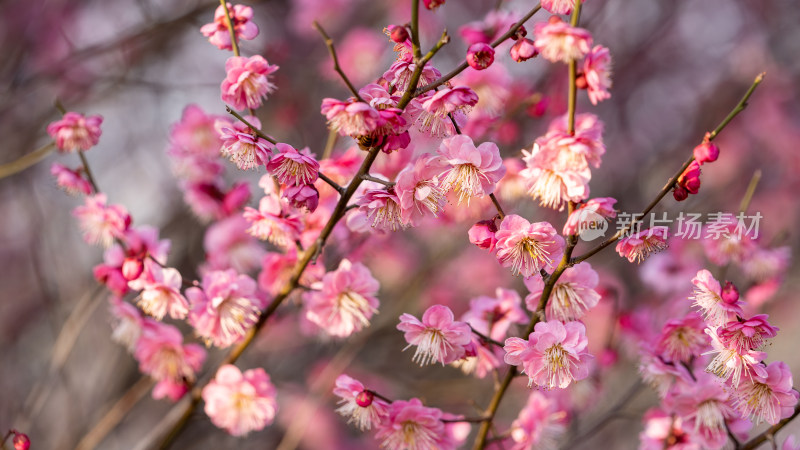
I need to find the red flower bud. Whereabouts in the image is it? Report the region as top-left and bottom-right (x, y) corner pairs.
(693, 141), (720, 165)
(355, 390), (374, 407)
(389, 25), (409, 43)
(466, 43), (495, 70)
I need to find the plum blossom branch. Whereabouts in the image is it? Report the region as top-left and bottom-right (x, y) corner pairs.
(219, 0), (240, 57)
(360, 174), (395, 187)
(468, 324), (504, 348)
(313, 21), (364, 101)
(0, 142), (55, 180)
(416, 3), (542, 95)
(225, 106), (277, 144)
(741, 403), (800, 450)
(571, 72), (766, 265)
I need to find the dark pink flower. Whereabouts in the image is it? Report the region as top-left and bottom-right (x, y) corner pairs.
(219, 125), (271, 170)
(693, 141), (720, 165)
(283, 183), (319, 212)
(397, 305), (472, 366)
(510, 38), (538, 62)
(220, 55), (279, 110)
(266, 143), (319, 185)
(50, 163), (92, 195)
(467, 43), (495, 70)
(495, 215), (565, 276)
(395, 154), (447, 226)
(47, 111), (103, 152)
(357, 188), (404, 232)
(468, 219), (498, 252)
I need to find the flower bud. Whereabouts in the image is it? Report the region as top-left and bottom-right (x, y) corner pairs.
(721, 281), (740, 304)
(122, 257), (144, 281)
(355, 390), (374, 407)
(510, 38), (538, 62)
(12, 431), (30, 450)
(693, 141), (720, 165)
(575, 73), (588, 89)
(468, 219), (498, 252)
(283, 183), (319, 212)
(466, 43), (495, 70)
(389, 25), (409, 43)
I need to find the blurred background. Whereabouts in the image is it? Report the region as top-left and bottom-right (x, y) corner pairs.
(1, 0), (799, 448)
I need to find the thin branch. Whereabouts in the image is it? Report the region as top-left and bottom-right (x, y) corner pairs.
(741, 403), (800, 450)
(225, 106), (278, 144)
(571, 73), (766, 265)
(738, 169), (762, 214)
(0, 142), (55, 180)
(360, 174), (395, 187)
(219, 0), (240, 57)
(468, 324), (504, 348)
(313, 22), (363, 100)
(416, 4), (542, 95)
(318, 172), (345, 194)
(78, 151), (101, 194)
(489, 193), (506, 219)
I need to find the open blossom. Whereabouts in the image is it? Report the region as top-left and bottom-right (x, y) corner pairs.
(128, 261), (189, 320)
(520, 142), (591, 211)
(654, 313), (708, 363)
(303, 259), (380, 338)
(562, 197), (617, 236)
(418, 87), (478, 138)
(504, 320), (592, 389)
(375, 398), (448, 450)
(357, 188), (404, 232)
(398, 305), (472, 366)
(462, 288), (527, 342)
(134, 320), (206, 383)
(187, 269), (262, 348)
(690, 269), (743, 326)
(639, 408), (694, 450)
(511, 38), (538, 62)
(50, 163), (92, 195)
(466, 43), (495, 70)
(524, 262), (601, 321)
(202, 364), (278, 436)
(242, 195), (303, 247)
(321, 98), (383, 137)
(72, 194), (131, 247)
(666, 374), (741, 450)
(109, 296), (145, 352)
(283, 183), (319, 212)
(333, 374), (389, 430)
(221, 55), (279, 111)
(705, 325), (766, 387)
(718, 314), (778, 353)
(200, 3), (259, 51)
(495, 215), (565, 277)
(510, 391), (567, 450)
(541, 0), (576, 14)
(395, 154), (447, 226)
(533, 17), (593, 63)
(638, 349), (693, 398)
(546, 113), (606, 168)
(266, 143), (319, 185)
(615, 228), (668, 263)
(47, 111), (103, 152)
(437, 135), (506, 204)
(219, 125), (271, 170)
(383, 58), (442, 93)
(733, 361), (799, 425)
(581, 45), (612, 105)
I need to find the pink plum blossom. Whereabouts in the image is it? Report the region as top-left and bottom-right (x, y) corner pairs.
(466, 43), (495, 70)
(332, 374), (389, 430)
(204, 215), (266, 273)
(383, 59), (442, 93)
(321, 98), (383, 137)
(187, 269), (262, 348)
(693, 141), (720, 165)
(128, 261), (189, 320)
(397, 305), (472, 366)
(437, 135), (506, 204)
(541, 0), (576, 15)
(705, 325), (766, 387)
(72, 193), (131, 248)
(718, 314), (778, 354)
(639, 408), (695, 450)
(47, 111), (103, 152)
(690, 269), (743, 326)
(357, 188), (405, 232)
(654, 313), (708, 363)
(202, 364), (278, 436)
(533, 17), (593, 63)
(220, 55), (279, 111)
(109, 296), (145, 352)
(524, 262), (601, 321)
(520, 141), (591, 211)
(395, 154), (447, 226)
(375, 398), (448, 450)
(504, 320), (593, 389)
(510, 38), (538, 62)
(283, 183), (319, 212)
(494, 215), (565, 277)
(418, 87), (478, 138)
(701, 213), (758, 266)
(303, 259), (380, 338)
(615, 228), (668, 263)
(50, 163), (92, 195)
(666, 374), (742, 450)
(242, 195), (303, 248)
(266, 143), (319, 186)
(468, 219), (498, 252)
(582, 45), (612, 105)
(509, 391), (567, 450)
(563, 197), (617, 236)
(219, 125), (271, 170)
(134, 320), (206, 384)
(733, 361), (799, 425)
(461, 288), (528, 342)
(200, 3), (259, 51)
(257, 248), (324, 297)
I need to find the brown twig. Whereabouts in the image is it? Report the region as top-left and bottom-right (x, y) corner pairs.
(313, 22), (363, 100)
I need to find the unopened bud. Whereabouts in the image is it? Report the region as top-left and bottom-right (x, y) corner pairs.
(575, 73), (588, 89)
(355, 390), (374, 407)
(12, 431), (30, 450)
(122, 257), (143, 281)
(721, 282), (740, 304)
(389, 26), (409, 43)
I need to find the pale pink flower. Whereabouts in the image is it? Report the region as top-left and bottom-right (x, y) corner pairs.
(72, 194), (131, 248)
(128, 261), (189, 320)
(563, 197), (617, 236)
(220, 55), (279, 111)
(733, 361), (799, 425)
(541, 0), (576, 15)
(520, 142), (591, 211)
(654, 313), (708, 363)
(200, 3), (259, 51)
(50, 163), (92, 195)
(616, 228), (669, 263)
(47, 111), (103, 152)
(418, 87), (478, 138)
(257, 248), (324, 297)
(701, 213), (758, 265)
(545, 113), (607, 169)
(533, 17), (593, 63)
(204, 215), (266, 273)
(375, 398), (447, 450)
(303, 259), (380, 338)
(242, 195), (303, 248)
(202, 364), (278, 436)
(667, 374), (740, 450)
(283, 183), (319, 212)
(638, 349), (693, 398)
(332, 374), (389, 430)
(495, 215), (565, 277)
(462, 288), (528, 342)
(397, 304), (472, 366)
(109, 296), (145, 352)
(187, 269), (262, 348)
(504, 320), (592, 389)
(690, 269), (743, 326)
(741, 246), (790, 282)
(219, 125), (271, 170)
(704, 325), (766, 387)
(450, 337), (502, 378)
(266, 143), (319, 186)
(510, 391), (567, 450)
(524, 262), (600, 321)
(582, 45), (612, 105)
(395, 154), (447, 226)
(639, 408), (696, 450)
(383, 59), (442, 93)
(437, 135), (506, 204)
(134, 320), (206, 383)
(321, 98), (383, 137)
(168, 104), (225, 161)
(357, 188), (405, 232)
(467, 43), (495, 70)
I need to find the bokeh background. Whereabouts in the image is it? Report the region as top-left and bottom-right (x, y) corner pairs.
(1, 0), (799, 448)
